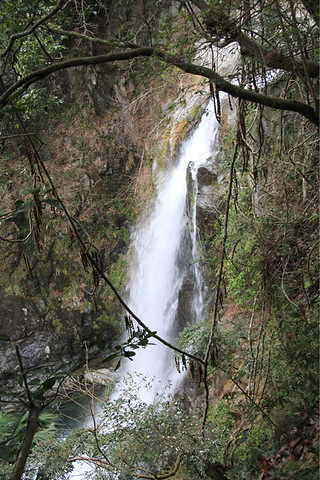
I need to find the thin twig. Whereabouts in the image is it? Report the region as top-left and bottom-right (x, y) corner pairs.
(219, 366), (275, 427)
(15, 345), (33, 407)
(281, 256), (298, 308)
(15, 106), (206, 370)
(201, 143), (239, 429)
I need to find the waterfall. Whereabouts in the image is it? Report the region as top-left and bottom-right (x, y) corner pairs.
(121, 100), (220, 400)
(70, 100), (220, 478)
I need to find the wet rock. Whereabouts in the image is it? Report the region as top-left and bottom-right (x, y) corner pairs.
(0, 294), (117, 393)
(84, 368), (119, 386)
(0, 295), (43, 340)
(196, 164), (226, 236)
(187, 157), (226, 240)
(176, 276), (195, 331)
(197, 165), (218, 185)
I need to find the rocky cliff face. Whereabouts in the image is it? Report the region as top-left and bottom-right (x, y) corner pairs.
(0, 2), (238, 388)
(174, 95), (236, 330)
(0, 52), (214, 391)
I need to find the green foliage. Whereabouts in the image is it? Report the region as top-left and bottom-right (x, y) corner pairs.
(0, 1), (67, 123)
(24, 376), (232, 479)
(100, 329), (158, 371)
(19, 432), (73, 480)
(100, 254), (128, 332)
(177, 318), (211, 358)
(229, 423), (276, 479)
(206, 398), (235, 443)
(265, 310), (319, 409)
(0, 413), (20, 463)
(0, 410), (58, 464)
(16, 89), (64, 122)
(225, 239), (262, 308)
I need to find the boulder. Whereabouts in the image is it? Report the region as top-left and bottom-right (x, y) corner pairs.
(187, 158), (226, 239)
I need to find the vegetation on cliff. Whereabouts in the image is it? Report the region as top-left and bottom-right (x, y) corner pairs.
(0, 0), (318, 479)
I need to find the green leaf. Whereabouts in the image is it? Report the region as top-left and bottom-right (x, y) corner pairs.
(0, 104), (21, 118)
(28, 187), (41, 194)
(123, 350), (135, 359)
(14, 201), (35, 214)
(132, 330), (144, 338)
(33, 388), (44, 400)
(43, 377), (56, 391)
(30, 367), (47, 375)
(0, 334), (10, 341)
(22, 201), (35, 211)
(42, 199), (61, 208)
(103, 352), (119, 363)
(5, 201), (35, 221)
(28, 378), (41, 386)
(114, 359), (121, 371)
(147, 331), (157, 338)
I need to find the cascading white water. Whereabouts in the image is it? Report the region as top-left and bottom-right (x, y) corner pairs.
(121, 100), (220, 400)
(70, 100), (219, 478)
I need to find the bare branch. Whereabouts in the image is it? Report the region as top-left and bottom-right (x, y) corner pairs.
(189, 0), (319, 78)
(10, 346), (42, 480)
(15, 345), (34, 407)
(202, 142), (239, 429)
(0, 47), (318, 125)
(68, 453), (186, 479)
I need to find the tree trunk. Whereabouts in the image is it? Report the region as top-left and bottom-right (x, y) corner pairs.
(10, 406), (40, 480)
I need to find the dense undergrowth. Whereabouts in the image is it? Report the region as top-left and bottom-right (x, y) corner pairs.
(185, 102), (319, 478)
(1, 85), (318, 480)
(0, 1), (319, 478)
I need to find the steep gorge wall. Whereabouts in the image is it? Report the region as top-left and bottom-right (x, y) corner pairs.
(0, 11), (240, 390)
(0, 31), (212, 389)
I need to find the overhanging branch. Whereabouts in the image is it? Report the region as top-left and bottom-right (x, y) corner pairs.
(188, 0), (319, 78)
(0, 46), (318, 125)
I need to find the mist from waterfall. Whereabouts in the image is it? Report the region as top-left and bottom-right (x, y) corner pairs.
(121, 100), (220, 400)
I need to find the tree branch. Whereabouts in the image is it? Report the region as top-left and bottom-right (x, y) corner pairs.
(15, 345), (33, 407)
(50, 8), (319, 78)
(0, 0), (65, 58)
(202, 143), (238, 429)
(45, 25), (129, 48)
(10, 406), (41, 480)
(189, 0), (319, 78)
(69, 453), (186, 479)
(235, 31), (319, 78)
(10, 346), (42, 480)
(0, 47), (318, 125)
